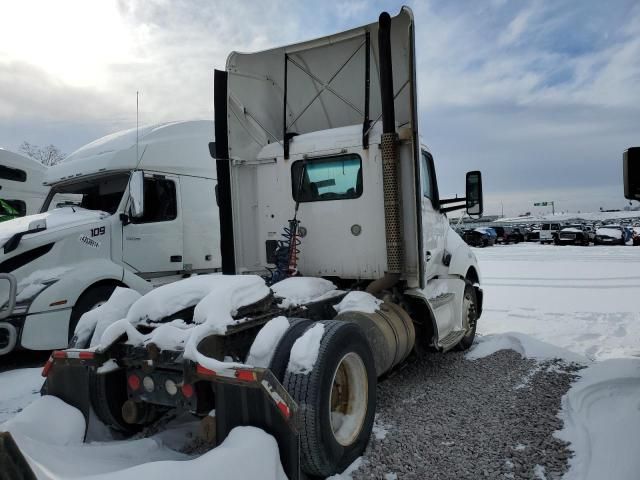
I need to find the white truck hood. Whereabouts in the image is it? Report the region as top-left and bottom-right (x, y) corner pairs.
(0, 208), (109, 245)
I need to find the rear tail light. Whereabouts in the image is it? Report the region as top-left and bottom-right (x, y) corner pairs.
(181, 383), (194, 398)
(128, 374), (141, 391)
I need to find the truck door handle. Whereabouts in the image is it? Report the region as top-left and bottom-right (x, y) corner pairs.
(170, 255), (182, 263)
(426, 251), (432, 261)
(126, 236), (141, 241)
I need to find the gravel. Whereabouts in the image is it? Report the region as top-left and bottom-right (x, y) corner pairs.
(352, 348), (581, 480)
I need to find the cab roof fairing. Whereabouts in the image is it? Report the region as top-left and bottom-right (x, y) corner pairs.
(45, 120), (216, 186)
(222, 7), (417, 165)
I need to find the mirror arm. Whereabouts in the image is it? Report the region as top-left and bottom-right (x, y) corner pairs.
(119, 213), (131, 226)
(440, 196), (467, 206)
(440, 203), (466, 214)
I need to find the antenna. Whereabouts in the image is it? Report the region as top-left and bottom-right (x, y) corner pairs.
(136, 90), (139, 163)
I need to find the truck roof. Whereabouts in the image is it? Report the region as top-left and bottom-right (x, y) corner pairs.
(45, 120), (216, 185)
(0, 148), (47, 174)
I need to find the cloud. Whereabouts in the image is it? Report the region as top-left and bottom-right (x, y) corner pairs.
(0, 0), (639, 216)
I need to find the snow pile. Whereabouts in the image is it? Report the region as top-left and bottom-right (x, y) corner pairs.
(245, 316), (290, 367)
(74, 287), (142, 347)
(288, 323), (325, 374)
(0, 368), (43, 424)
(1, 396), (85, 446)
(125, 275), (226, 325)
(335, 291), (382, 314)
(15, 266), (73, 302)
(467, 332), (587, 364)
(271, 277), (338, 308)
(557, 358), (640, 480)
(73, 426), (287, 480)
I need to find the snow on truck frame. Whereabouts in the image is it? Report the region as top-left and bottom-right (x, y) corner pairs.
(33, 8), (484, 479)
(0, 120), (220, 357)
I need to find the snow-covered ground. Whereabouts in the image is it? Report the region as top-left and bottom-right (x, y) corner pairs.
(1, 243), (639, 479)
(473, 243), (640, 480)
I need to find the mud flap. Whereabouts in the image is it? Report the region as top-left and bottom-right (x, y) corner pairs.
(44, 364), (92, 432)
(215, 381), (300, 480)
(0, 432), (37, 480)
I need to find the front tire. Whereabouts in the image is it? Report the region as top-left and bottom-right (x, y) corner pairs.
(69, 284), (119, 345)
(455, 284), (478, 351)
(283, 321), (376, 478)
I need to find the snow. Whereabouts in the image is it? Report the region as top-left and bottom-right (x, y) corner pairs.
(561, 228), (582, 233)
(2, 396), (85, 446)
(334, 291), (382, 315)
(595, 227), (623, 238)
(271, 276), (338, 308)
(326, 457), (364, 480)
(467, 332), (586, 364)
(473, 244), (640, 361)
(472, 243), (640, 480)
(556, 358), (640, 480)
(245, 316), (290, 367)
(288, 323), (325, 374)
(74, 287), (141, 347)
(125, 275), (225, 325)
(0, 368), (43, 424)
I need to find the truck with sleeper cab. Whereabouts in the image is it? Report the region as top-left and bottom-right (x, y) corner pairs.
(0, 121), (220, 357)
(33, 8), (484, 479)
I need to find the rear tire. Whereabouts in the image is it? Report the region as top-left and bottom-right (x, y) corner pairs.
(455, 284), (478, 351)
(89, 369), (141, 435)
(268, 318), (314, 382)
(283, 321), (376, 478)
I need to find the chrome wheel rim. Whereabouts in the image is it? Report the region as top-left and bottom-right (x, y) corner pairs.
(463, 290), (477, 338)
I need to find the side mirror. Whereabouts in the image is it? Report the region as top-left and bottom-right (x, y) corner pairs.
(623, 147), (640, 200)
(129, 170), (145, 218)
(466, 171), (483, 217)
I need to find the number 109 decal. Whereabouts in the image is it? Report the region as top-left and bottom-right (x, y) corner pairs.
(91, 226), (106, 237)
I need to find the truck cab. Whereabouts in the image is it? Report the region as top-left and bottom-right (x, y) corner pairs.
(0, 120), (220, 356)
(0, 149), (49, 220)
(217, 7), (483, 351)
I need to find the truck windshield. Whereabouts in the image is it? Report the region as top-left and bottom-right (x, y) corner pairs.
(42, 173), (130, 215)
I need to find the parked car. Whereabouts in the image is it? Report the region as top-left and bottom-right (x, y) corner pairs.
(524, 227), (540, 242)
(540, 223), (561, 244)
(594, 225), (627, 245)
(462, 227), (496, 247)
(633, 227), (640, 246)
(493, 226), (524, 244)
(556, 225), (590, 246)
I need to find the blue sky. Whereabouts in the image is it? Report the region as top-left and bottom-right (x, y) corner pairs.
(1, 0), (638, 216)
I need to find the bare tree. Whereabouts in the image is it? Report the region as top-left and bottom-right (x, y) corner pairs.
(19, 141), (65, 166)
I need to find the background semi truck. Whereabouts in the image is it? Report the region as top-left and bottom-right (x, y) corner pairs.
(39, 7), (484, 479)
(0, 149), (49, 221)
(0, 120), (220, 356)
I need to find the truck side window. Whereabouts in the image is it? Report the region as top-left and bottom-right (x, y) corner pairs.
(421, 149), (442, 207)
(132, 178), (177, 223)
(291, 154), (362, 203)
(0, 165), (27, 182)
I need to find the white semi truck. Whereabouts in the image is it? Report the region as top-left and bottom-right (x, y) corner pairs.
(0, 149), (49, 220)
(0, 120), (220, 356)
(33, 8), (483, 479)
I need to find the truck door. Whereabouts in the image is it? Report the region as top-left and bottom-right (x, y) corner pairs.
(122, 174), (184, 274)
(421, 151), (446, 280)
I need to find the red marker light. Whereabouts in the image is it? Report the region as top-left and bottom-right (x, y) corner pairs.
(181, 383), (194, 398)
(235, 369), (256, 382)
(127, 374), (141, 391)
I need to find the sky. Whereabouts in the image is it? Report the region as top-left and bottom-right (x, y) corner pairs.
(0, 0), (638, 217)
